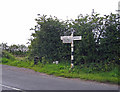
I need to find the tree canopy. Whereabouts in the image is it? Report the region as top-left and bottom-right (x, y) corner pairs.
(28, 13), (120, 71)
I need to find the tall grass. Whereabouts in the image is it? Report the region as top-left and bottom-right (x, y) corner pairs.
(0, 50), (119, 85)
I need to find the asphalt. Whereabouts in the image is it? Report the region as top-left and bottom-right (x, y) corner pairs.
(0, 64), (119, 91)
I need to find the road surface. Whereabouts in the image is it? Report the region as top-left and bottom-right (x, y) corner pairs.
(0, 64), (119, 91)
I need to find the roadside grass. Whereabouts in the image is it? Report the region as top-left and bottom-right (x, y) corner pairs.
(0, 57), (119, 85)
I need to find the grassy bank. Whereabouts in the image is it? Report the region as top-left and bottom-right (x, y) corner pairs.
(1, 57), (119, 85)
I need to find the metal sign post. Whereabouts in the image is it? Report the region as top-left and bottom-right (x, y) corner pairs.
(61, 31), (82, 69)
(117, 1), (120, 20)
(71, 32), (74, 69)
(116, 1), (120, 28)
(118, 1), (120, 22)
(118, 1), (120, 14)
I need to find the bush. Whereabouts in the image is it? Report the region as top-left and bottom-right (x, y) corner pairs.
(41, 56), (48, 65)
(2, 58), (9, 63)
(2, 50), (15, 61)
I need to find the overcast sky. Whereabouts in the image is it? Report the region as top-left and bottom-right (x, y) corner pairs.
(0, 0), (119, 46)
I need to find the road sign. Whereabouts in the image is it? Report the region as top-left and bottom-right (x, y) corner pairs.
(61, 36), (81, 43)
(73, 36), (82, 40)
(61, 36), (72, 40)
(61, 36), (72, 43)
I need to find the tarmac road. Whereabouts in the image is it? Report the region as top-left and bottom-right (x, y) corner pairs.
(0, 64), (119, 91)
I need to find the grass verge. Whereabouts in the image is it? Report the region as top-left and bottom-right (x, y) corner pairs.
(0, 57), (119, 85)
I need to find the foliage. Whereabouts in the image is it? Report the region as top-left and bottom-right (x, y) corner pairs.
(72, 13), (120, 67)
(0, 43), (28, 57)
(2, 58), (9, 63)
(29, 15), (70, 62)
(28, 13), (119, 72)
(8, 44), (28, 57)
(41, 56), (48, 65)
(2, 50), (15, 61)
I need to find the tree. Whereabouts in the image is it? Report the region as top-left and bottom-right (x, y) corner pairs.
(9, 44), (28, 56)
(29, 13), (119, 70)
(70, 13), (119, 68)
(29, 15), (69, 63)
(99, 13), (120, 65)
(0, 43), (9, 51)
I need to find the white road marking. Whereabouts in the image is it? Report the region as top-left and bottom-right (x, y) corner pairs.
(0, 83), (21, 90)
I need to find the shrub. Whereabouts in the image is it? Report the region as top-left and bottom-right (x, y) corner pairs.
(41, 56), (48, 65)
(2, 58), (9, 63)
(2, 50), (15, 61)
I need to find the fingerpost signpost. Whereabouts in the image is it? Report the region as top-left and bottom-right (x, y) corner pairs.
(61, 30), (82, 69)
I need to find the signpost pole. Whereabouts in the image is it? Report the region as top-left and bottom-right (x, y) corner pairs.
(117, 1), (120, 22)
(118, 1), (120, 22)
(116, 1), (120, 29)
(71, 32), (74, 69)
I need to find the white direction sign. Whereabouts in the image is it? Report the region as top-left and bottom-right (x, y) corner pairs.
(61, 36), (72, 43)
(61, 36), (82, 43)
(73, 36), (82, 40)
